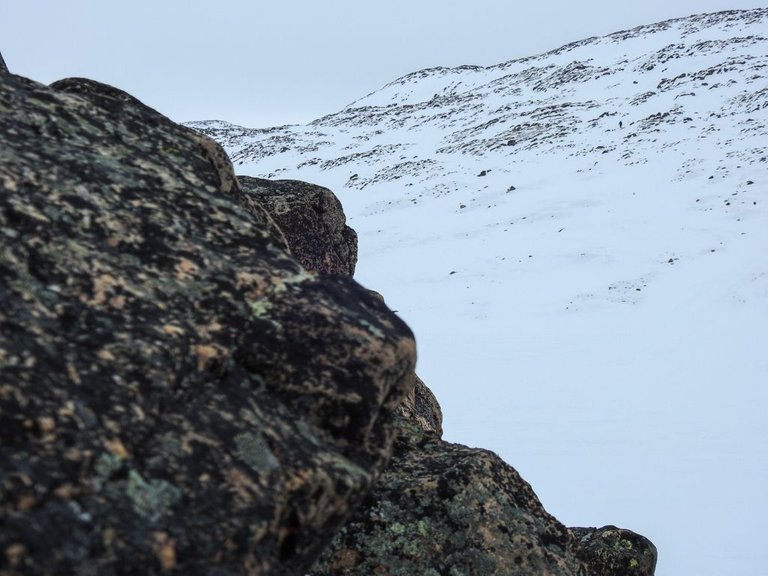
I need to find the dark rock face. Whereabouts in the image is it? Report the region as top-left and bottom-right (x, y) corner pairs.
(0, 73), (415, 575)
(571, 526), (657, 576)
(310, 427), (587, 576)
(397, 374), (443, 437)
(237, 176), (358, 276)
(0, 52), (7, 74)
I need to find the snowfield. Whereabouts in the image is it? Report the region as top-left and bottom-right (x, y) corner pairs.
(189, 9), (768, 576)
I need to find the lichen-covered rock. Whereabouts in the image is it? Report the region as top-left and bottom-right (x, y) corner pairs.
(570, 526), (657, 576)
(0, 73), (415, 575)
(237, 176), (358, 276)
(310, 427), (587, 576)
(244, 188), (441, 438)
(397, 374), (443, 437)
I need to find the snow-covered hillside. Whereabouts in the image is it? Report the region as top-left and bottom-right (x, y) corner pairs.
(189, 9), (767, 576)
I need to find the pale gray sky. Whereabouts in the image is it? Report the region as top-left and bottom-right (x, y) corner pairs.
(2, 1), (762, 127)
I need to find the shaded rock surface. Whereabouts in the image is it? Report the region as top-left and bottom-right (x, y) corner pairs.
(570, 526), (657, 576)
(310, 426), (587, 576)
(397, 374), (443, 437)
(0, 52), (7, 74)
(237, 176), (358, 277)
(0, 73), (415, 575)
(252, 204), (441, 439)
(309, 386), (656, 575)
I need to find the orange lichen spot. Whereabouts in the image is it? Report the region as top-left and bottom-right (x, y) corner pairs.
(131, 403), (146, 421)
(162, 324), (185, 336)
(17, 494), (36, 511)
(92, 273), (118, 305)
(59, 401), (75, 418)
(109, 294), (126, 309)
(195, 344), (223, 371)
(331, 548), (362, 571)
(37, 416), (56, 434)
(226, 466), (260, 502)
(153, 531), (177, 570)
(102, 528), (117, 548)
(97, 348), (116, 361)
(105, 438), (129, 459)
(196, 321), (224, 338)
(175, 258), (198, 280)
(235, 270), (265, 290)
(54, 483), (74, 499)
(66, 362), (82, 385)
(5, 543), (26, 568)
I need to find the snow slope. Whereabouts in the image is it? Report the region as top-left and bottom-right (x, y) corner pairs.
(189, 9), (768, 576)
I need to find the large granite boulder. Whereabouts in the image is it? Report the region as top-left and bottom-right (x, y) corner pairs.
(0, 73), (415, 575)
(237, 176), (358, 276)
(310, 426), (587, 576)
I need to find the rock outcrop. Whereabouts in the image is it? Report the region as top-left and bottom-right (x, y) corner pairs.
(0, 52), (7, 74)
(242, 182), (443, 439)
(0, 73), (415, 575)
(310, 424), (587, 576)
(237, 176), (358, 276)
(0, 69), (656, 575)
(571, 526), (657, 576)
(310, 397), (656, 575)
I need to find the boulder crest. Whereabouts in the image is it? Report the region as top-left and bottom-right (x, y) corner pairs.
(571, 526), (657, 576)
(237, 176), (358, 277)
(0, 74), (416, 575)
(0, 52), (8, 74)
(310, 428), (587, 575)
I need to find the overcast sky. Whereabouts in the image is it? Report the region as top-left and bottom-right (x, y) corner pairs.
(2, 1), (762, 127)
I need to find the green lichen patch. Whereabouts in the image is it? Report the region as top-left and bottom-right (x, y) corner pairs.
(235, 432), (279, 474)
(125, 470), (182, 524)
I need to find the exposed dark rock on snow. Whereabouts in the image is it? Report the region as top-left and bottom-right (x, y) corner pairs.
(237, 176), (358, 276)
(571, 526), (657, 576)
(310, 426), (587, 576)
(0, 73), (415, 575)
